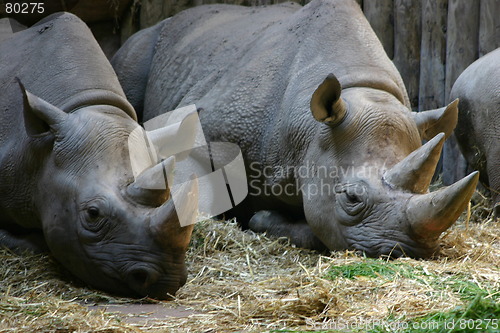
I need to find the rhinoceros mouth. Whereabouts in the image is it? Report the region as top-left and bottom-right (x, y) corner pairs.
(119, 262), (188, 299)
(76, 241), (188, 299)
(350, 239), (439, 259)
(344, 219), (440, 259)
(78, 259), (186, 299)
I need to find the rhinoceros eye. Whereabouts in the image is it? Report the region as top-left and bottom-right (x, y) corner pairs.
(342, 189), (365, 214)
(81, 204), (108, 233)
(87, 207), (100, 220)
(335, 183), (369, 225)
(79, 199), (111, 239)
(345, 191), (362, 204)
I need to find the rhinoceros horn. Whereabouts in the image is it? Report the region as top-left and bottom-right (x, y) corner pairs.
(383, 133), (445, 194)
(310, 74), (347, 126)
(150, 176), (198, 247)
(406, 171), (479, 240)
(413, 99), (459, 140)
(127, 156), (175, 206)
(383, 132), (479, 239)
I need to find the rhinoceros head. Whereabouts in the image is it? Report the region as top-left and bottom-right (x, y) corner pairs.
(305, 74), (479, 258)
(20, 83), (197, 299)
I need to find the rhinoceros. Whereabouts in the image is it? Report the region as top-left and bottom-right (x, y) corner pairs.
(0, 13), (197, 299)
(112, 0), (479, 258)
(451, 48), (500, 217)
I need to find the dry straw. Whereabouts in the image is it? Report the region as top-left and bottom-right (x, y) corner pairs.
(0, 190), (498, 332)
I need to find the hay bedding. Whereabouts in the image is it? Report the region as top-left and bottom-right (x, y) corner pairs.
(0, 192), (498, 332)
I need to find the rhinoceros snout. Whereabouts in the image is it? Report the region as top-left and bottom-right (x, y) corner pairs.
(127, 267), (157, 289)
(125, 265), (187, 300)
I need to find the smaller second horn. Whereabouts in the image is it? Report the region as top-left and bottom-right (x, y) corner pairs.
(384, 133), (445, 194)
(127, 156), (175, 206)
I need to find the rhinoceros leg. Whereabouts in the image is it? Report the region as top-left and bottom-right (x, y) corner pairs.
(248, 210), (327, 251)
(0, 229), (48, 254)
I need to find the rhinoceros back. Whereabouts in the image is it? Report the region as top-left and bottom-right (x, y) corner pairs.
(0, 13), (128, 140)
(143, 2), (301, 119)
(142, 0), (409, 163)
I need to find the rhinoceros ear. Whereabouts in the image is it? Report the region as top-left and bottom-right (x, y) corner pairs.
(413, 99), (459, 141)
(17, 78), (67, 137)
(310, 74), (347, 126)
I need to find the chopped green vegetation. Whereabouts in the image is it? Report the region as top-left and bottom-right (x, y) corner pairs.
(325, 258), (498, 301)
(370, 295), (499, 333)
(324, 258), (428, 282)
(413, 295), (500, 332)
(326, 258), (499, 333)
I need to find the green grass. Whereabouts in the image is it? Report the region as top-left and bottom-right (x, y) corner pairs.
(370, 295), (500, 333)
(324, 258), (420, 280)
(324, 259), (499, 333)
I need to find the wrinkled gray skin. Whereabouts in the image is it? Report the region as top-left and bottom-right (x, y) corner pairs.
(451, 48), (500, 217)
(112, 0), (478, 258)
(0, 13), (193, 299)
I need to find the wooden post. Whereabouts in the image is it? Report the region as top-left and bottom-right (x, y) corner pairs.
(393, 0), (421, 109)
(363, 0), (394, 59)
(445, 0), (480, 101)
(442, 0), (480, 185)
(479, 0), (500, 57)
(418, 0), (447, 111)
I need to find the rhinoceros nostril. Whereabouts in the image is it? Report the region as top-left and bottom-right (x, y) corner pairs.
(125, 266), (185, 299)
(128, 268), (154, 289)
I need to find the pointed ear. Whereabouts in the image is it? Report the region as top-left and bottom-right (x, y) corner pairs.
(310, 74), (348, 126)
(413, 99), (459, 141)
(17, 78), (67, 137)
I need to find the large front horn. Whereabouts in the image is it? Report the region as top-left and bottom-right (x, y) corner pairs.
(406, 171), (479, 240)
(150, 177), (199, 248)
(383, 133), (445, 194)
(127, 156), (175, 206)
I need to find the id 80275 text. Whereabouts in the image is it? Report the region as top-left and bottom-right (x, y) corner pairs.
(5, 2), (44, 14)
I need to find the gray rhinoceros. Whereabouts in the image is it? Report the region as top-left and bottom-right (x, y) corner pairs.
(0, 13), (197, 299)
(112, 0), (479, 258)
(451, 48), (499, 217)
